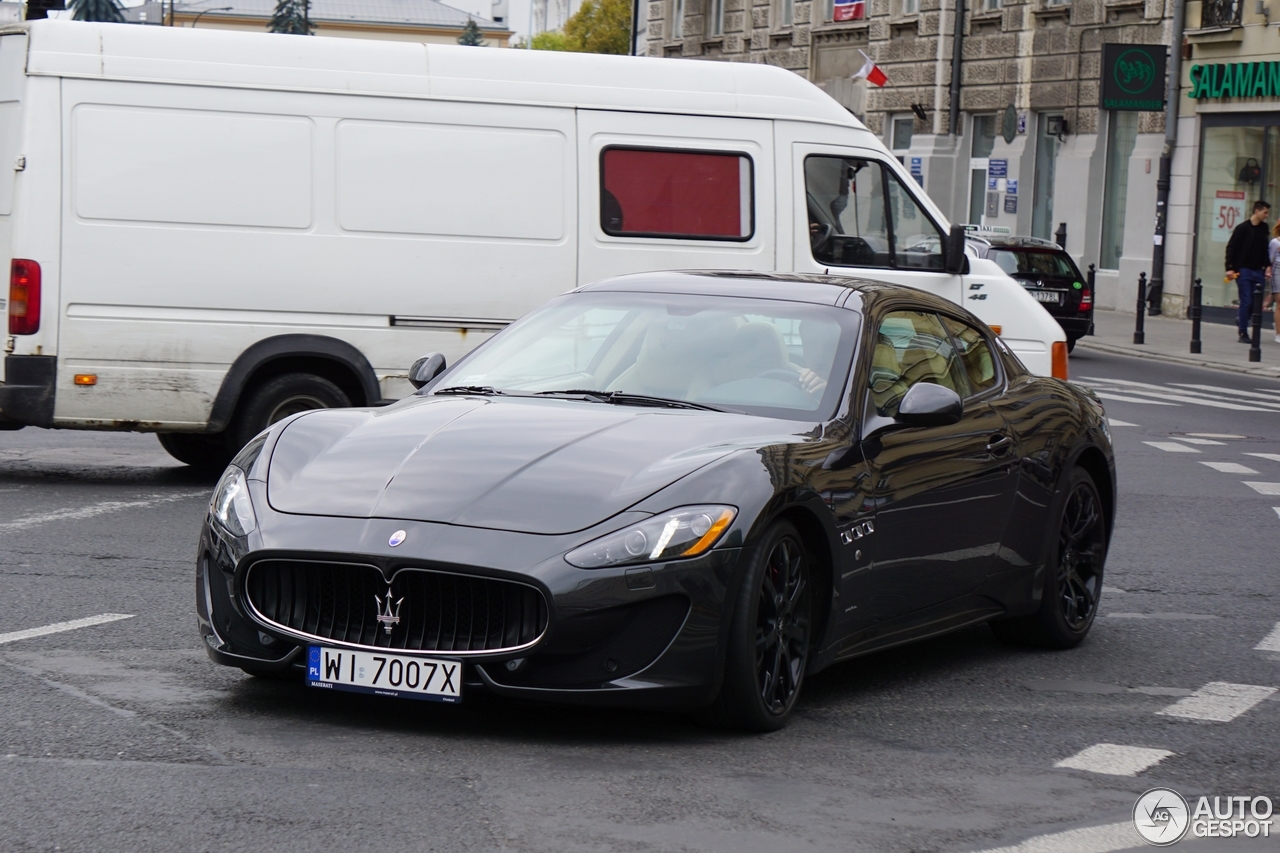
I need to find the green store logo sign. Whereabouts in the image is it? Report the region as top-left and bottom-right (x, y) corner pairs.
(1189, 62), (1280, 99)
(1115, 50), (1157, 95)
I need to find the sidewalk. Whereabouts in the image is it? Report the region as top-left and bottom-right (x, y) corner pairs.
(1073, 308), (1280, 378)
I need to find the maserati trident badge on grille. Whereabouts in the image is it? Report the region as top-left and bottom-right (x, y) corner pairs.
(374, 592), (404, 634)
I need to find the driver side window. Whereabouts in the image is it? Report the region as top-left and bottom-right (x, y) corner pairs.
(804, 156), (944, 270)
(868, 310), (968, 419)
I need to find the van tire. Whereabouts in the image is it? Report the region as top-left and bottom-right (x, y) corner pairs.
(157, 432), (233, 471)
(230, 372), (350, 449)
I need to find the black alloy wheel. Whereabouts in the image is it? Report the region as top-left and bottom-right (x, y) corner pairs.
(991, 466), (1106, 649)
(707, 520), (812, 731)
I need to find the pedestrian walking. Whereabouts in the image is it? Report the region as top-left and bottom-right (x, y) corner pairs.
(1225, 199), (1272, 343)
(1267, 220), (1280, 343)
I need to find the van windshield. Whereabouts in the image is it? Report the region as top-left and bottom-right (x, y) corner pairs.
(437, 292), (859, 421)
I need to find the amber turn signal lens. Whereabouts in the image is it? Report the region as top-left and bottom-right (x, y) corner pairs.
(73, 374), (97, 386)
(988, 325), (1002, 335)
(1051, 341), (1069, 380)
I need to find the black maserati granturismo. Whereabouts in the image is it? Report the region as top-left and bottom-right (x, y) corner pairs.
(197, 271), (1115, 730)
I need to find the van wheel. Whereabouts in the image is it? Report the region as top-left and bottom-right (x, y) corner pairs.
(157, 432), (233, 471)
(231, 373), (350, 449)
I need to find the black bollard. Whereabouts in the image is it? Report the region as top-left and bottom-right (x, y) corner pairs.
(1087, 264), (1096, 335)
(1055, 222), (1067, 250)
(1250, 279), (1264, 363)
(1134, 272), (1147, 345)
(1189, 278), (1202, 354)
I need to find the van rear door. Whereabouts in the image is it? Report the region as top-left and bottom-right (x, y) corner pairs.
(576, 110), (774, 285)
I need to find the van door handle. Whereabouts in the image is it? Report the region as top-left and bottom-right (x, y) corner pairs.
(986, 433), (1014, 455)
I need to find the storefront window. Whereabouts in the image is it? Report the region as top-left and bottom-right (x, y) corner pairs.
(1194, 123), (1268, 308)
(1100, 112), (1138, 270)
(968, 115), (997, 225)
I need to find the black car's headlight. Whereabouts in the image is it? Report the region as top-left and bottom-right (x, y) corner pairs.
(210, 466), (258, 537)
(565, 505), (737, 569)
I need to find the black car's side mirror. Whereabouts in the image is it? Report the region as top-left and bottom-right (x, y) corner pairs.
(896, 382), (963, 427)
(408, 352), (447, 390)
(944, 223), (968, 274)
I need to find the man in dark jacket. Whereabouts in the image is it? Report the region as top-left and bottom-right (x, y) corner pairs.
(1226, 199), (1272, 343)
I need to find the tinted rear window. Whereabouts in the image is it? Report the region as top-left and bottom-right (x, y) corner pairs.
(990, 249), (1078, 279)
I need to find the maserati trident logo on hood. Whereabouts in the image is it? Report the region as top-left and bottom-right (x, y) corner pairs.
(388, 530), (407, 547)
(374, 592), (404, 634)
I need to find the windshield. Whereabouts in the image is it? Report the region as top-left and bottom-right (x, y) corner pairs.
(990, 248), (1079, 279)
(435, 291), (859, 421)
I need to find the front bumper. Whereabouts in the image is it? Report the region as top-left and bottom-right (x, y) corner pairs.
(197, 504), (746, 710)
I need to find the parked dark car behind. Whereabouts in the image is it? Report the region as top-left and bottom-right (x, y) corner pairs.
(966, 234), (1094, 351)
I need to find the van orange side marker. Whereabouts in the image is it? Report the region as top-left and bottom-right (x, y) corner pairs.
(73, 374), (97, 386)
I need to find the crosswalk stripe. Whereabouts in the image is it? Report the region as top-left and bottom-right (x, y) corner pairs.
(1054, 744), (1175, 777)
(1142, 441), (1199, 453)
(1094, 392), (1178, 406)
(1081, 377), (1280, 411)
(1199, 461), (1259, 474)
(1156, 682), (1277, 722)
(972, 821), (1139, 853)
(1256, 622), (1280, 652)
(1246, 453), (1280, 463)
(1169, 436), (1226, 445)
(1244, 482), (1280, 495)
(1172, 383), (1280, 403)
(1107, 419), (1138, 427)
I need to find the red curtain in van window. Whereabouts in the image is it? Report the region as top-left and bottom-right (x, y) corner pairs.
(602, 149), (746, 239)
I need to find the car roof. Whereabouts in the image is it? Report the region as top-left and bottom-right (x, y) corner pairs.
(575, 270), (972, 317)
(977, 235), (1066, 250)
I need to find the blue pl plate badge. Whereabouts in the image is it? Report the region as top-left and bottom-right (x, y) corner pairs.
(308, 646), (322, 679)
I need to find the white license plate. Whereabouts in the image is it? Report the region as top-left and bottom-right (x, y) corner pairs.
(1032, 290), (1063, 304)
(307, 645), (461, 703)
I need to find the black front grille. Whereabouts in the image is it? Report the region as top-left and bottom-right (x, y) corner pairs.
(245, 560), (548, 653)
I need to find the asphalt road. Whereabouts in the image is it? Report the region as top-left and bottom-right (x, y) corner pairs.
(1, 348), (1278, 853)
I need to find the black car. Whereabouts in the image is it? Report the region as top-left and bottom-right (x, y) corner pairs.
(967, 234), (1094, 350)
(197, 272), (1115, 731)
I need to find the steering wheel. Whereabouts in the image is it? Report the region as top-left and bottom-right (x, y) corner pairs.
(810, 223), (833, 255)
(758, 367), (805, 388)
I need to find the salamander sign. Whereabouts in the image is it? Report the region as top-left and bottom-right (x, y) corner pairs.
(1101, 44), (1167, 110)
(1189, 62), (1280, 100)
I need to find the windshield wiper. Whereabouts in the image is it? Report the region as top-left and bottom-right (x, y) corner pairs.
(535, 389), (724, 412)
(433, 385), (506, 396)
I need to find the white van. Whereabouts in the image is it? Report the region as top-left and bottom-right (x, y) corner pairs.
(0, 20), (1065, 466)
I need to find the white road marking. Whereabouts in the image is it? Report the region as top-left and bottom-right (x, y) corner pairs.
(1256, 622), (1280, 652)
(1104, 612), (1218, 620)
(1094, 392), (1178, 406)
(1244, 482), (1280, 495)
(1169, 436), (1227, 445)
(1189, 432), (1248, 439)
(1274, 508), (1280, 521)
(1156, 682), (1277, 722)
(1106, 419), (1138, 427)
(0, 493), (204, 535)
(1142, 441), (1200, 453)
(1173, 383), (1280, 404)
(973, 821), (1139, 853)
(1199, 461), (1259, 474)
(1246, 452), (1280, 463)
(1054, 743), (1175, 777)
(1101, 585), (1126, 594)
(0, 613), (135, 646)
(1079, 377), (1279, 411)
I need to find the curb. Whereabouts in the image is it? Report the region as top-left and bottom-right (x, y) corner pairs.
(1073, 338), (1280, 378)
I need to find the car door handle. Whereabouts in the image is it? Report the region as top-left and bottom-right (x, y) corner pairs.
(986, 433), (1015, 455)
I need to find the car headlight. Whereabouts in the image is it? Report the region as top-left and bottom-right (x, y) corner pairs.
(210, 466), (257, 537)
(565, 505), (737, 569)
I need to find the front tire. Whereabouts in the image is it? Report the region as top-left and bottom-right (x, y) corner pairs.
(707, 520), (812, 732)
(991, 467), (1107, 648)
(230, 373), (350, 450)
(157, 432), (233, 471)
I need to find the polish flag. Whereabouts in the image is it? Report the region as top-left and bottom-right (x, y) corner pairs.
(853, 50), (888, 87)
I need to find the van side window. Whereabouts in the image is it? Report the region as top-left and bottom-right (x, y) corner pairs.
(804, 156), (944, 270)
(600, 148), (753, 240)
(939, 316), (1000, 396)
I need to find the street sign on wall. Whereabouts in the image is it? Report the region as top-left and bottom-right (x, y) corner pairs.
(1101, 44), (1167, 111)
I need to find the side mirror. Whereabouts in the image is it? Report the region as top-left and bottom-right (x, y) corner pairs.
(944, 223), (968, 274)
(896, 382), (963, 427)
(408, 352), (447, 390)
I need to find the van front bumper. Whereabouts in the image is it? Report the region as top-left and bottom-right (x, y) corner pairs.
(0, 355), (56, 428)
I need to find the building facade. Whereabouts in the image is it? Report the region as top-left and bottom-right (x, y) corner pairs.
(645, 0), (1199, 314)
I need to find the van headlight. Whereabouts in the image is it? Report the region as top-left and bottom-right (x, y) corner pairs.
(565, 506), (736, 569)
(210, 466), (257, 537)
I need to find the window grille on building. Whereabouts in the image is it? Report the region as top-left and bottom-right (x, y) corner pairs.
(1200, 0), (1242, 28)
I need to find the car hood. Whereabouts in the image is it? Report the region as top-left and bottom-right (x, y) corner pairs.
(266, 395), (804, 534)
